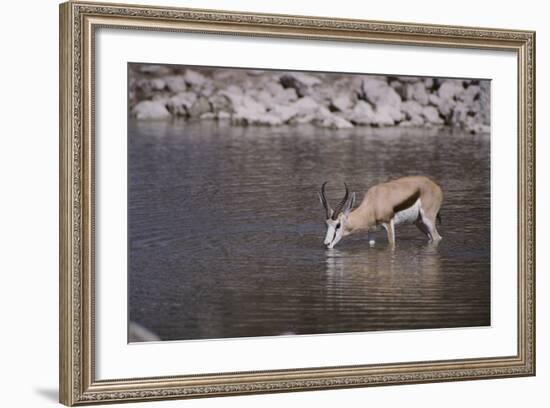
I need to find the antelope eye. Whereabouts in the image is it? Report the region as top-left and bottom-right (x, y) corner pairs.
(336, 223), (341, 229)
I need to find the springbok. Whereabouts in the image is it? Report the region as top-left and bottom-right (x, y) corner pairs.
(319, 176), (443, 249)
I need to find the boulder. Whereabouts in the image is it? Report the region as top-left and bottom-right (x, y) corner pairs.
(450, 101), (468, 126)
(401, 100), (423, 118)
(361, 78), (403, 123)
(466, 120), (490, 134)
(399, 116), (425, 127)
(199, 82), (216, 98)
(150, 78), (166, 91)
(289, 96), (323, 116)
(231, 95), (283, 126)
(437, 79), (464, 101)
(217, 111), (231, 120)
(371, 105), (398, 126)
(410, 82), (429, 105)
(421, 105), (444, 125)
(348, 100), (376, 125)
(268, 84), (298, 105)
(132, 100), (171, 120)
(437, 97), (456, 118)
(200, 112), (216, 120)
(285, 96), (332, 125)
(461, 84), (481, 105)
(165, 92), (197, 116)
(331, 93), (355, 112)
(317, 114), (354, 129)
(183, 69), (207, 88)
(270, 105), (298, 123)
(209, 93), (233, 114)
(218, 85), (244, 107)
(163, 75), (187, 93)
(279, 72), (321, 97)
(188, 96), (212, 118)
(423, 77), (434, 90)
(361, 78), (402, 108)
(254, 89), (275, 109)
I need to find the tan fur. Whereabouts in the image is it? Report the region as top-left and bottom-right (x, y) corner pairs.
(344, 176), (443, 245)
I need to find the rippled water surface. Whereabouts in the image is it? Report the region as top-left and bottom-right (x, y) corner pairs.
(128, 120), (490, 341)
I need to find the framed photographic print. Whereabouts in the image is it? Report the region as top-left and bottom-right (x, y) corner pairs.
(59, 1), (536, 405)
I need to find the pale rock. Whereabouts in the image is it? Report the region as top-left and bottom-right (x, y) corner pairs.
(410, 82), (429, 105)
(279, 72), (321, 96)
(289, 96), (322, 117)
(199, 82), (216, 98)
(265, 82), (298, 106)
(436, 97), (456, 117)
(371, 105), (398, 126)
(437, 79), (464, 100)
(423, 77), (434, 89)
(188, 96), (212, 117)
(264, 82), (285, 96)
(389, 80), (404, 95)
(288, 72), (322, 87)
(183, 69), (207, 87)
(317, 115), (354, 129)
(218, 85), (244, 107)
(255, 89), (275, 109)
(428, 94), (440, 106)
(399, 116), (424, 127)
(428, 93), (454, 118)
(362, 78), (402, 109)
(217, 111), (231, 120)
(270, 105), (298, 123)
(461, 85), (481, 105)
(132, 100), (171, 120)
(450, 101), (468, 126)
(331, 94), (355, 112)
(275, 88), (298, 104)
(166, 92), (197, 116)
(164, 75), (187, 93)
(209, 93), (232, 114)
(421, 105), (444, 125)
(231, 95), (281, 125)
(289, 114), (316, 124)
(150, 78), (166, 91)
(466, 121), (490, 134)
(286, 97), (331, 124)
(200, 112), (216, 120)
(401, 100), (423, 118)
(348, 100), (376, 125)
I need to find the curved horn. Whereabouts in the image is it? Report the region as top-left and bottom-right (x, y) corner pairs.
(332, 183), (349, 220)
(319, 181), (332, 219)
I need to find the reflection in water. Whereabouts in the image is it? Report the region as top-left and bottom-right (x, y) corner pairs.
(325, 245), (446, 331)
(128, 120), (490, 341)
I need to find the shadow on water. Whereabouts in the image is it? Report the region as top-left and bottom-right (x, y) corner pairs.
(128, 120), (491, 341)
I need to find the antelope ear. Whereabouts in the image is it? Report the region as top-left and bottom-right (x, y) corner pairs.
(343, 192), (356, 215)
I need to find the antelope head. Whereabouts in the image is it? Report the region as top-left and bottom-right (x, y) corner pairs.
(318, 182), (356, 249)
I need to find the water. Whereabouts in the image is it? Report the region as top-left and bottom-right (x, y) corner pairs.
(128, 120), (490, 341)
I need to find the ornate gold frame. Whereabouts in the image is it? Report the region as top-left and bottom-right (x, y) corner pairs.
(59, 1), (536, 405)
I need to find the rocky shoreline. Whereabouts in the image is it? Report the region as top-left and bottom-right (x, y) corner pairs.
(129, 64), (490, 134)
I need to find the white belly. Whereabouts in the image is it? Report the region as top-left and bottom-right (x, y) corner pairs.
(393, 199), (421, 225)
